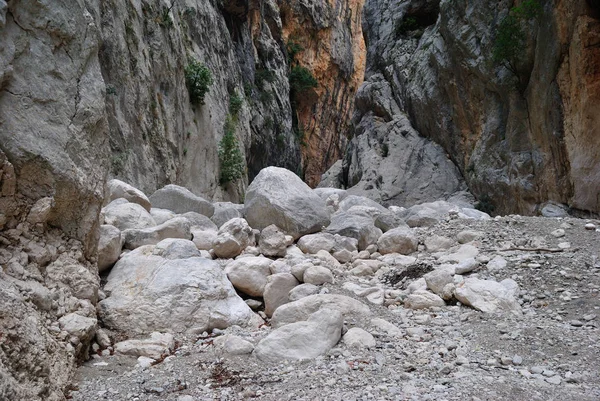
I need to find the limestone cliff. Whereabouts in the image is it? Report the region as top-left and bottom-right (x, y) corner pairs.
(339, 0), (600, 215)
(280, 0), (366, 186)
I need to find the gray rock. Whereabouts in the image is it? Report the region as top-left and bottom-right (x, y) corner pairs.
(297, 233), (336, 254)
(211, 202), (244, 228)
(303, 266), (334, 286)
(103, 200), (157, 231)
(377, 226), (418, 255)
(486, 256), (507, 272)
(122, 217), (191, 250)
(540, 201), (569, 218)
(179, 212), (218, 231)
(370, 318), (403, 337)
(150, 208), (177, 225)
(425, 235), (455, 252)
(27, 197), (54, 224)
(263, 273), (299, 317)
(454, 278), (522, 315)
(244, 167), (330, 239)
(338, 195), (389, 214)
(114, 332), (175, 359)
(254, 309), (343, 362)
(424, 267), (456, 299)
(290, 262), (314, 282)
(224, 335), (255, 355)
(271, 294), (370, 328)
(149, 184), (214, 217)
(105, 179), (151, 211)
(152, 238), (200, 259)
(98, 225), (122, 273)
(404, 290), (446, 310)
(325, 211), (382, 251)
(374, 212), (406, 232)
(58, 313), (97, 343)
(456, 230), (483, 244)
(313, 187), (348, 201)
(454, 258), (479, 275)
(259, 225), (288, 257)
(225, 256), (273, 297)
(288, 283), (320, 301)
(99, 247), (256, 335)
(191, 229), (218, 251)
(343, 327), (376, 349)
(212, 218), (253, 259)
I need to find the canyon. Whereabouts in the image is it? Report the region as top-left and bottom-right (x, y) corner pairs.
(1, 0), (600, 399)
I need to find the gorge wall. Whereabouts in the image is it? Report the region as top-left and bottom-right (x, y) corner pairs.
(0, 0), (364, 399)
(337, 0), (600, 215)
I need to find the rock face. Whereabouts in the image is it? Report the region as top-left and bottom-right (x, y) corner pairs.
(279, 0), (366, 186)
(244, 167), (330, 239)
(99, 244), (257, 335)
(337, 0), (600, 215)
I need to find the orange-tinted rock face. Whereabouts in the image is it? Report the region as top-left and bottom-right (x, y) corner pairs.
(279, 0), (366, 187)
(558, 14), (600, 212)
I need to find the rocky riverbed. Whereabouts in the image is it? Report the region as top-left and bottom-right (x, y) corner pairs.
(61, 167), (600, 401)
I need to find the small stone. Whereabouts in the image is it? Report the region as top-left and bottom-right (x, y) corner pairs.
(583, 314), (596, 321)
(570, 320), (584, 327)
(550, 229), (565, 238)
(512, 355), (523, 365)
(585, 223), (596, 231)
(542, 369), (556, 377)
(530, 366), (544, 374)
(137, 356), (155, 368)
(519, 369), (532, 379)
(500, 356), (512, 365)
(456, 355), (469, 365)
(486, 358), (497, 366)
(558, 242), (571, 249)
(546, 375), (561, 385)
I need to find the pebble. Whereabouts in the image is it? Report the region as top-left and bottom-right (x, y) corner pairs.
(551, 229), (565, 238)
(530, 366), (544, 374)
(583, 314), (596, 321)
(512, 355), (523, 365)
(584, 223), (596, 231)
(569, 320), (584, 327)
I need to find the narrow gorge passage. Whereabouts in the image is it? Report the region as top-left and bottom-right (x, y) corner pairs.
(1, 1), (600, 400)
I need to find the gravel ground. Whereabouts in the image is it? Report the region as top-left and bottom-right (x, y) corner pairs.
(70, 215), (600, 401)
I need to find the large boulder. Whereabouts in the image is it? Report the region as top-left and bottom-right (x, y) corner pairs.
(244, 167), (330, 239)
(377, 226), (418, 255)
(97, 224), (122, 273)
(98, 245), (257, 335)
(254, 309), (343, 362)
(105, 179), (151, 212)
(271, 294), (370, 328)
(149, 184), (214, 217)
(224, 256), (273, 297)
(212, 218), (253, 258)
(454, 278), (522, 315)
(121, 217), (191, 250)
(102, 199), (156, 231)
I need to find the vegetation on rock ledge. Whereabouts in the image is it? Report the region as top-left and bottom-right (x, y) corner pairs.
(185, 59), (213, 105)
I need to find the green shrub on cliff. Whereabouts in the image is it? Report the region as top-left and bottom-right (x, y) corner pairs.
(492, 0), (541, 74)
(218, 116), (245, 185)
(185, 60), (213, 105)
(289, 65), (318, 94)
